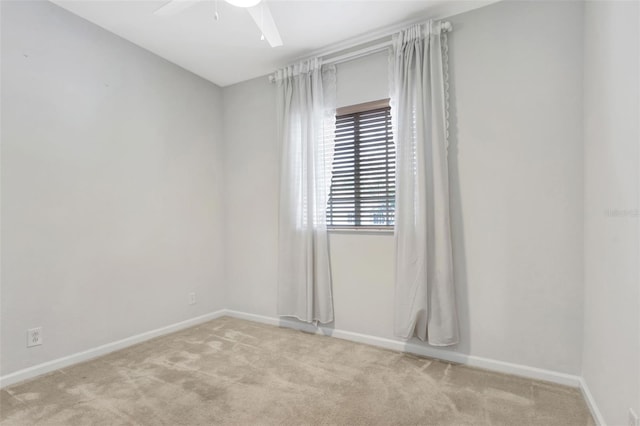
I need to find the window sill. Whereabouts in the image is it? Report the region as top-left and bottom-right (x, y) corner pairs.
(328, 227), (394, 235)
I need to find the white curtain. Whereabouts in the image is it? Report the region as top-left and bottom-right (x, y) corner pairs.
(391, 21), (459, 345)
(275, 58), (337, 324)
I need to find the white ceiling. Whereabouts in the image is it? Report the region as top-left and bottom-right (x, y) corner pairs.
(50, 0), (499, 87)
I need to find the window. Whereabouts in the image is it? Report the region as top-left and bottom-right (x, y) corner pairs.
(327, 99), (395, 229)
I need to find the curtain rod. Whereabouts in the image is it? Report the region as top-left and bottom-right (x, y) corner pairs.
(267, 41), (392, 83)
(268, 21), (452, 84)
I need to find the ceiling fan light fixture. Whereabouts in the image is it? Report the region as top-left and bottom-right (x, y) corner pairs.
(224, 0), (261, 8)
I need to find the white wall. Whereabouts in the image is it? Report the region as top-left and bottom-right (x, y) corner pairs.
(223, 0), (585, 375)
(0, 1), (225, 376)
(447, 0), (584, 374)
(582, 1), (640, 424)
(222, 76), (279, 317)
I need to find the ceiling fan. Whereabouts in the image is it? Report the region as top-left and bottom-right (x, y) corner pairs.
(154, 0), (283, 47)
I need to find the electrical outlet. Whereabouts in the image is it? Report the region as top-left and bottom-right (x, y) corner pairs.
(629, 409), (639, 426)
(188, 292), (196, 305)
(27, 327), (42, 347)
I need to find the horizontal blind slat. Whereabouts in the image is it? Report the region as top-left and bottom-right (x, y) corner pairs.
(328, 103), (394, 227)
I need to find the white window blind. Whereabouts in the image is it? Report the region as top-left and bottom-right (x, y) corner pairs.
(327, 100), (395, 228)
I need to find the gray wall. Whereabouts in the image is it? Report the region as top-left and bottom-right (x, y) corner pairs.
(223, 0), (586, 375)
(1, 1), (226, 375)
(582, 1), (640, 424)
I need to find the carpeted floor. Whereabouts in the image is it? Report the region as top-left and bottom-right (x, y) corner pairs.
(1, 317), (593, 425)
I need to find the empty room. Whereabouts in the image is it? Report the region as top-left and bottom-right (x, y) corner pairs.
(1, 0), (638, 424)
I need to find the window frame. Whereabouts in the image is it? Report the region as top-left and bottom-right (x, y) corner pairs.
(327, 98), (395, 232)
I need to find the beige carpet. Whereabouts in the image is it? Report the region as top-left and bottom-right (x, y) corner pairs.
(1, 317), (593, 425)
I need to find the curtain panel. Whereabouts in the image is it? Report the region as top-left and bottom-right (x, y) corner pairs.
(390, 21), (459, 345)
(275, 58), (337, 324)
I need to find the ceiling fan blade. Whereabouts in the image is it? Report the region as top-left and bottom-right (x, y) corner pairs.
(154, 0), (199, 16)
(247, 3), (283, 48)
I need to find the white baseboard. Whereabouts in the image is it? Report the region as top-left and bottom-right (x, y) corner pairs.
(579, 377), (606, 426)
(223, 309), (582, 388)
(1, 307), (604, 426)
(225, 309), (606, 422)
(0, 310), (226, 389)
